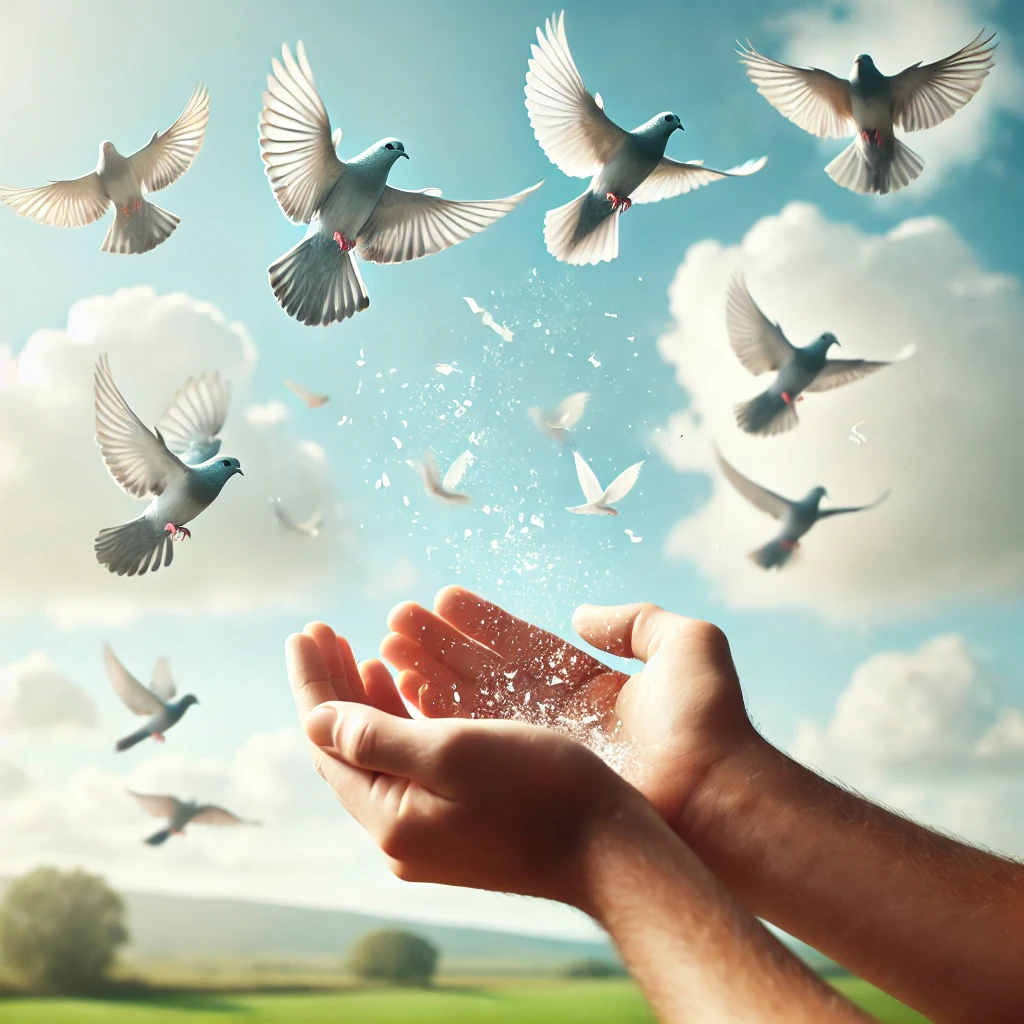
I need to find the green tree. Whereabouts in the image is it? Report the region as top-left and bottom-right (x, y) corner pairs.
(0, 867), (129, 993)
(563, 957), (625, 978)
(349, 929), (439, 986)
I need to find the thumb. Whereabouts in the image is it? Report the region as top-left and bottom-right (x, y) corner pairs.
(571, 602), (688, 663)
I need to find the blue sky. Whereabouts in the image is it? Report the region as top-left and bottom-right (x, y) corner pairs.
(1, 0), (1022, 936)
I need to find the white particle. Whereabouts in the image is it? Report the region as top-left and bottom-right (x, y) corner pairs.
(392, 437), (402, 449)
(604, 312), (618, 318)
(588, 354), (601, 368)
(624, 529), (642, 544)
(337, 416), (348, 426)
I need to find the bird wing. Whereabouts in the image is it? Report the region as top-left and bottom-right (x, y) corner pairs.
(104, 643), (165, 716)
(725, 273), (795, 375)
(284, 379), (329, 407)
(630, 156), (767, 205)
(190, 804), (251, 826)
(128, 86), (210, 193)
(716, 448), (793, 521)
(804, 358), (893, 393)
(890, 31), (997, 132)
(94, 354), (189, 499)
(442, 450), (473, 491)
(155, 372), (230, 466)
(548, 391), (589, 429)
(259, 42), (346, 224)
(129, 791), (182, 819)
(357, 182), (541, 264)
(737, 42), (854, 138)
(602, 461), (643, 505)
(817, 490), (890, 520)
(149, 658), (176, 702)
(524, 11), (629, 177)
(572, 450), (604, 504)
(0, 173), (110, 227)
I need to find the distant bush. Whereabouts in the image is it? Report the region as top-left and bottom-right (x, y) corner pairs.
(563, 957), (625, 978)
(0, 866), (128, 993)
(349, 929), (439, 986)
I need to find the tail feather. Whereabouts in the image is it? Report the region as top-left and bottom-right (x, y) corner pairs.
(116, 726), (153, 752)
(750, 540), (795, 570)
(733, 391), (799, 436)
(101, 199), (180, 254)
(825, 137), (924, 196)
(95, 517), (172, 578)
(144, 828), (173, 846)
(269, 233), (369, 326)
(544, 190), (619, 265)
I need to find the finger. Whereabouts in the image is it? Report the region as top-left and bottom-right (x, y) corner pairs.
(380, 632), (465, 692)
(360, 658), (410, 719)
(336, 635), (368, 703)
(572, 602), (692, 663)
(303, 623), (364, 703)
(286, 633), (338, 723)
(396, 669), (429, 710)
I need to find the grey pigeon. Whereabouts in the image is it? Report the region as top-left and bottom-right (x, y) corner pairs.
(727, 274), (913, 436)
(738, 32), (996, 195)
(0, 87), (209, 253)
(93, 355), (243, 577)
(526, 12), (766, 265)
(259, 43), (541, 326)
(716, 447), (888, 570)
(104, 643), (197, 752)
(129, 791), (255, 846)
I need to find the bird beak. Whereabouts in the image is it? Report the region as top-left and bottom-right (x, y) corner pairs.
(236, 469), (244, 477)
(400, 151), (409, 159)
(677, 123), (685, 131)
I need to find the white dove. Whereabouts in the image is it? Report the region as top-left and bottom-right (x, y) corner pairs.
(529, 391), (589, 443)
(284, 379), (329, 407)
(567, 451), (643, 515)
(526, 12), (766, 265)
(738, 32), (996, 195)
(129, 792), (255, 847)
(93, 355), (242, 577)
(271, 497), (324, 537)
(0, 87), (209, 253)
(259, 43), (542, 326)
(407, 450), (474, 504)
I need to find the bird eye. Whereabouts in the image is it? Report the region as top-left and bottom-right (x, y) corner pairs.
(222, 459), (231, 467)
(385, 143), (394, 150)
(664, 114), (673, 122)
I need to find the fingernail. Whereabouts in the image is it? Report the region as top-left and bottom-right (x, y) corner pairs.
(306, 705), (338, 748)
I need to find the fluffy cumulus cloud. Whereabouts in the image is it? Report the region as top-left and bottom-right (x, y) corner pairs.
(654, 202), (1024, 622)
(789, 634), (1024, 856)
(0, 652), (96, 733)
(770, 0), (1024, 193)
(0, 756), (30, 799)
(0, 287), (345, 624)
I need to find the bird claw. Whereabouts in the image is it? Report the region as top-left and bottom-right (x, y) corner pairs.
(780, 540), (799, 551)
(164, 523), (191, 542)
(606, 192), (631, 212)
(781, 392), (792, 405)
(153, 733), (166, 743)
(333, 231), (356, 252)
(860, 129), (882, 147)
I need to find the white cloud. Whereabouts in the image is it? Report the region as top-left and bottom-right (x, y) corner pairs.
(245, 400), (290, 428)
(0, 756), (30, 799)
(365, 557), (420, 600)
(654, 202), (1024, 622)
(0, 287), (347, 624)
(770, 0), (1024, 194)
(0, 652), (96, 733)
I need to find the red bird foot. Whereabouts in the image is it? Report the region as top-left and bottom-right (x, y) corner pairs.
(333, 231), (356, 252)
(860, 129), (882, 147)
(780, 540), (800, 551)
(781, 392), (792, 404)
(164, 523), (191, 542)
(606, 192), (632, 212)
(153, 733), (166, 744)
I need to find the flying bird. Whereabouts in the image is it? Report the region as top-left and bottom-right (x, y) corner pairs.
(529, 391), (589, 443)
(104, 643), (197, 752)
(259, 42), (541, 326)
(0, 87), (209, 253)
(526, 12), (766, 265)
(270, 497), (324, 537)
(464, 297), (514, 342)
(284, 379), (329, 407)
(567, 451), (643, 515)
(93, 355), (243, 577)
(129, 792), (255, 846)
(727, 274), (913, 436)
(738, 32), (996, 195)
(716, 447), (888, 570)
(407, 450), (474, 504)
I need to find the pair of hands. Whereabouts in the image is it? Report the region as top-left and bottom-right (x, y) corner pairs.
(286, 586), (761, 911)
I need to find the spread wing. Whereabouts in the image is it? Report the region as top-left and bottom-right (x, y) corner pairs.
(94, 354), (189, 499)
(104, 643), (165, 715)
(129, 791), (182, 819)
(149, 658), (176, 702)
(817, 490), (890, 520)
(191, 804), (252, 826)
(737, 42), (854, 138)
(572, 450), (604, 504)
(631, 156), (767, 205)
(890, 31), (997, 132)
(548, 391), (589, 429)
(524, 11), (629, 177)
(804, 359), (893, 393)
(442, 450), (474, 491)
(0, 173), (110, 227)
(716, 448), (793, 521)
(725, 274), (795, 375)
(357, 182), (541, 264)
(128, 85), (210, 193)
(156, 372), (230, 465)
(259, 41), (345, 224)
(284, 379), (329, 407)
(602, 461), (643, 505)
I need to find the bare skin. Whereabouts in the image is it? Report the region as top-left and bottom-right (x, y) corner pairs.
(286, 628), (867, 1024)
(311, 586), (1024, 1024)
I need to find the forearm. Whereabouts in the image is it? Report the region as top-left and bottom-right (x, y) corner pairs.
(576, 802), (868, 1024)
(681, 736), (1024, 1024)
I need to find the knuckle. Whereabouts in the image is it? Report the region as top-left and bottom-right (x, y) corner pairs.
(692, 619), (731, 655)
(338, 713), (376, 767)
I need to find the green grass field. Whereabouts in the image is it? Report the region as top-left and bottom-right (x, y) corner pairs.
(0, 977), (933, 1023)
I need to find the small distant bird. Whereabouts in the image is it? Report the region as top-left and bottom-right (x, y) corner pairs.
(567, 451), (643, 515)
(284, 379), (329, 407)
(529, 391), (589, 443)
(105, 643), (197, 752)
(738, 32), (996, 195)
(716, 447), (888, 569)
(526, 12), (765, 265)
(260, 43), (541, 326)
(93, 355), (243, 577)
(0, 87), (209, 253)
(407, 451), (474, 504)
(463, 297), (514, 342)
(129, 792), (256, 846)
(270, 497), (324, 537)
(727, 274), (913, 436)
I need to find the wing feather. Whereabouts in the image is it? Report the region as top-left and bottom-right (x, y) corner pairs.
(716, 448), (793, 520)
(0, 173), (109, 227)
(190, 804), (252, 826)
(155, 372), (230, 465)
(128, 86), (210, 193)
(104, 644), (165, 716)
(631, 156), (767, 205)
(572, 450), (604, 504)
(129, 791), (182, 819)
(725, 274), (795, 375)
(602, 461), (643, 505)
